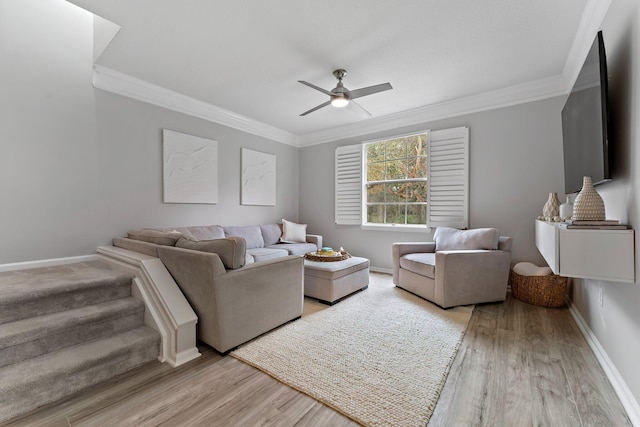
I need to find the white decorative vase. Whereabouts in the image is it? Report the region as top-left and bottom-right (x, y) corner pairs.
(543, 192), (560, 219)
(559, 196), (573, 220)
(573, 176), (605, 220)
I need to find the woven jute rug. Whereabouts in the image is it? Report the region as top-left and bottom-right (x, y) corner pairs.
(231, 275), (473, 426)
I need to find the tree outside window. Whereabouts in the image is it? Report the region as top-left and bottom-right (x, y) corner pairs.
(364, 132), (428, 226)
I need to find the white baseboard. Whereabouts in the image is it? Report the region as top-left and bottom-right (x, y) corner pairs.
(0, 254), (98, 273)
(370, 266), (392, 275)
(568, 300), (640, 426)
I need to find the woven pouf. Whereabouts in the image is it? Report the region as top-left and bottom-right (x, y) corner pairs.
(509, 270), (568, 308)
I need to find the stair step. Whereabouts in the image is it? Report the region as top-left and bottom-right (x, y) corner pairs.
(0, 261), (134, 324)
(0, 297), (145, 368)
(0, 326), (160, 422)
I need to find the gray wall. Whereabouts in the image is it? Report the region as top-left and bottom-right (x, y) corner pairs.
(300, 97), (566, 271)
(567, 0), (640, 407)
(0, 0), (299, 264)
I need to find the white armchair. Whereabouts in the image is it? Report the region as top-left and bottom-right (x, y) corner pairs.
(392, 227), (512, 308)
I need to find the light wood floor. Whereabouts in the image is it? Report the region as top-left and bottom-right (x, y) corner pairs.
(3, 274), (631, 427)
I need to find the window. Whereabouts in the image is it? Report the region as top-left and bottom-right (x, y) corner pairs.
(364, 132), (428, 227)
(335, 126), (469, 230)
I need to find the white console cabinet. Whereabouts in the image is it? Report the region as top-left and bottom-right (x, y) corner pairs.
(535, 220), (635, 283)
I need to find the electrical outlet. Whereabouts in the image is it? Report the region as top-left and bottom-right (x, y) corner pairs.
(599, 288), (604, 307)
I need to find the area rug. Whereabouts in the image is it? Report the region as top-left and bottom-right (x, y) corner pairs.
(231, 276), (473, 426)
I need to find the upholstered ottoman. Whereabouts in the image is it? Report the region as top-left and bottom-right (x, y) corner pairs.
(303, 256), (370, 305)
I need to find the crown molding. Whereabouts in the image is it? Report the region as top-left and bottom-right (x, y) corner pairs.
(562, 0), (612, 88)
(93, 67), (569, 149)
(92, 65), (300, 147)
(298, 74), (568, 146)
(93, 64), (568, 149)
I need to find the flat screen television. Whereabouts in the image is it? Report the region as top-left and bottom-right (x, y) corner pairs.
(561, 30), (611, 194)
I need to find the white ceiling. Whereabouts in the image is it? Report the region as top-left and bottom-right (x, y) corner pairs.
(67, 0), (602, 146)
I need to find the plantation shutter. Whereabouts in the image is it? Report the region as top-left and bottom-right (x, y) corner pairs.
(427, 126), (469, 229)
(335, 144), (362, 225)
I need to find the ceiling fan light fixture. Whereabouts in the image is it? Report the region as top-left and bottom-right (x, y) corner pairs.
(298, 69), (392, 116)
(331, 95), (349, 108)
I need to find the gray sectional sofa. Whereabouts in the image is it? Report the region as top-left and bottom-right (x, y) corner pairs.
(112, 223), (322, 353)
(115, 223), (321, 264)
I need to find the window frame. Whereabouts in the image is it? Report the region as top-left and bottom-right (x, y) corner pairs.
(361, 130), (430, 231)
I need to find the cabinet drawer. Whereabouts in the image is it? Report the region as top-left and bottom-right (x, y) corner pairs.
(559, 230), (634, 282)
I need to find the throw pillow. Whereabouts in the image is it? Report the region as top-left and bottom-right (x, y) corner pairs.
(222, 225), (264, 249)
(434, 227), (500, 251)
(127, 229), (183, 246)
(260, 223), (283, 247)
(175, 236), (246, 269)
(280, 219), (307, 243)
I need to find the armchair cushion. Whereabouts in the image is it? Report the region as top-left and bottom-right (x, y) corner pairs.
(399, 253), (436, 279)
(434, 227), (500, 251)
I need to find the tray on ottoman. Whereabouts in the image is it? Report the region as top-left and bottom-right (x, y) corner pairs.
(303, 256), (370, 305)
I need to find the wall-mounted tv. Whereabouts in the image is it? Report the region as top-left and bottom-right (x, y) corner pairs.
(561, 30), (611, 194)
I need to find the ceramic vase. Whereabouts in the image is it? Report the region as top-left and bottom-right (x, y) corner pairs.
(572, 176), (605, 220)
(559, 196), (573, 220)
(543, 192), (560, 219)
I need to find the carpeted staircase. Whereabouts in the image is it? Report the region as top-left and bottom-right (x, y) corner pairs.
(0, 261), (160, 422)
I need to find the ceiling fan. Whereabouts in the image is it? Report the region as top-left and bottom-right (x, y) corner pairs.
(298, 69), (392, 117)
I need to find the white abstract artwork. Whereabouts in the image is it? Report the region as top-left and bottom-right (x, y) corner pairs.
(163, 129), (218, 204)
(241, 148), (276, 206)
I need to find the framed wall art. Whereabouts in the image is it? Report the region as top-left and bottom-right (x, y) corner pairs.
(241, 148), (276, 206)
(163, 129), (218, 204)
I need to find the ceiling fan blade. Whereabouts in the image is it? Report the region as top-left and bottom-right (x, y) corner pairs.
(298, 80), (334, 97)
(347, 100), (372, 118)
(348, 82), (393, 100)
(300, 100), (331, 116)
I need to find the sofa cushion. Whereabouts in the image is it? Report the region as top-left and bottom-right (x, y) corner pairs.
(267, 242), (317, 256)
(169, 225), (224, 241)
(127, 229), (183, 246)
(434, 227), (499, 251)
(260, 223), (283, 247)
(281, 219), (307, 243)
(175, 236), (246, 269)
(223, 225), (264, 249)
(400, 253), (436, 279)
(246, 247), (289, 262)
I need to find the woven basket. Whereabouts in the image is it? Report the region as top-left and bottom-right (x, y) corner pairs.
(509, 270), (567, 308)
